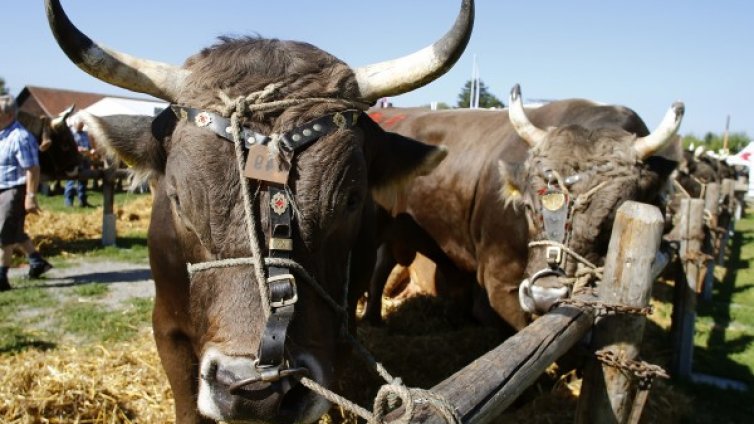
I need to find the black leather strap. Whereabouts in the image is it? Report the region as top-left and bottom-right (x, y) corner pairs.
(169, 105), (361, 152)
(257, 185), (297, 367)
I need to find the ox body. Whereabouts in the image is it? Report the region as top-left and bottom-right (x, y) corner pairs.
(45, 0), (475, 422)
(367, 86), (683, 331)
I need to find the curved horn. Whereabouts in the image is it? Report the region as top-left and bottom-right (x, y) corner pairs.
(508, 84), (548, 147)
(354, 0), (474, 101)
(51, 104), (75, 127)
(45, 0), (188, 101)
(634, 102), (685, 159)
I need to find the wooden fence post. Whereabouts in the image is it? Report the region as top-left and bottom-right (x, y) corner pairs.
(575, 201), (664, 424)
(717, 179), (735, 265)
(101, 167), (117, 246)
(734, 176), (747, 220)
(670, 198), (705, 378)
(702, 183), (720, 301)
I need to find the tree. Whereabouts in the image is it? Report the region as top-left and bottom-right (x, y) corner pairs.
(0, 77), (7, 95)
(682, 131), (750, 153)
(457, 79), (504, 109)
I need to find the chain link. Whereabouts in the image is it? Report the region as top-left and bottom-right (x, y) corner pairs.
(684, 250), (714, 266)
(553, 297), (653, 317)
(595, 349), (669, 389)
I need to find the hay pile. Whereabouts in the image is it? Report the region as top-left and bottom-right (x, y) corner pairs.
(0, 331), (174, 423)
(25, 195), (152, 256)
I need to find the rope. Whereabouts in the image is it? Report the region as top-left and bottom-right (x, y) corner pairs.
(560, 263), (605, 294)
(572, 180), (610, 213)
(230, 97), (272, 317)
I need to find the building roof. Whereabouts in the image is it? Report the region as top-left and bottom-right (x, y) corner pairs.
(15, 85), (153, 118)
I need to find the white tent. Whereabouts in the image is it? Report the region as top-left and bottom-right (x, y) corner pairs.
(84, 97), (167, 117)
(726, 141), (754, 167)
(725, 141), (754, 198)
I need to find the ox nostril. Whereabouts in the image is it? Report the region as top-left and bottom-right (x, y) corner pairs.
(201, 359), (219, 383)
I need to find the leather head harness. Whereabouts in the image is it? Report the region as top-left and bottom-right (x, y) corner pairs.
(520, 166), (610, 312)
(158, 104), (363, 385)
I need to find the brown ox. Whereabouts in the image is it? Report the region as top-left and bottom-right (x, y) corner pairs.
(16, 106), (81, 179)
(45, 0), (473, 422)
(366, 85), (683, 330)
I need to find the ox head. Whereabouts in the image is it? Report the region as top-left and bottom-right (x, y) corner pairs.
(46, 0), (472, 422)
(500, 85), (683, 315)
(16, 105), (80, 179)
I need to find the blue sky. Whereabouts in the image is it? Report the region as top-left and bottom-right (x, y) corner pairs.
(3, 0), (752, 138)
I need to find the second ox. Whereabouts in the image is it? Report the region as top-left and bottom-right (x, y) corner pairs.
(366, 85), (684, 330)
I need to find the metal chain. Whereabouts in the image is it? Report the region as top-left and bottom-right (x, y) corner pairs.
(553, 297), (653, 317)
(594, 349), (669, 385)
(595, 349), (670, 424)
(683, 250), (714, 266)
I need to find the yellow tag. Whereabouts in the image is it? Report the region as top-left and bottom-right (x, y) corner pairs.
(541, 192), (566, 211)
(244, 145), (290, 185)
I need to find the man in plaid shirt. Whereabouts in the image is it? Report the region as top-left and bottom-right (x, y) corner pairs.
(0, 95), (53, 291)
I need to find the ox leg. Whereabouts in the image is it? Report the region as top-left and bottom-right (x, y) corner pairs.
(363, 243), (402, 324)
(364, 213), (459, 324)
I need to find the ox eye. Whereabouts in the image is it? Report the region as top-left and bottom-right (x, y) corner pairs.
(168, 192), (181, 211)
(345, 191), (362, 213)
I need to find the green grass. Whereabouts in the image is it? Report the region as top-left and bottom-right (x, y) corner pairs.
(57, 297), (153, 343)
(693, 215), (754, 385)
(73, 282), (110, 298)
(647, 210), (754, 423)
(59, 235), (150, 264)
(36, 188), (147, 213)
(0, 287), (59, 353)
(34, 189), (150, 264)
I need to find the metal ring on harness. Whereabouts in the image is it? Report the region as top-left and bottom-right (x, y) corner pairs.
(519, 268), (567, 313)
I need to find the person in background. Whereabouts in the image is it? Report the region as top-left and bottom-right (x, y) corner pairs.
(0, 95), (53, 291)
(64, 116), (95, 207)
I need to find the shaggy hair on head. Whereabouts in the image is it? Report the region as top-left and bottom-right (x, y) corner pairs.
(178, 36), (362, 134)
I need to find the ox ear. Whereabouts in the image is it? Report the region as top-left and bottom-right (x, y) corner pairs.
(78, 112), (167, 183)
(498, 160), (528, 209)
(360, 115), (447, 209)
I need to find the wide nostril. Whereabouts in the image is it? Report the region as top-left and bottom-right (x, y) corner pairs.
(201, 359), (219, 383)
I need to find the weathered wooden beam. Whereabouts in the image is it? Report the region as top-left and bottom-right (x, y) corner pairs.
(575, 201), (664, 424)
(405, 301), (595, 424)
(670, 198), (705, 379)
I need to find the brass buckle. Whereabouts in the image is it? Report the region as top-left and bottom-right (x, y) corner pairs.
(268, 273), (298, 308)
